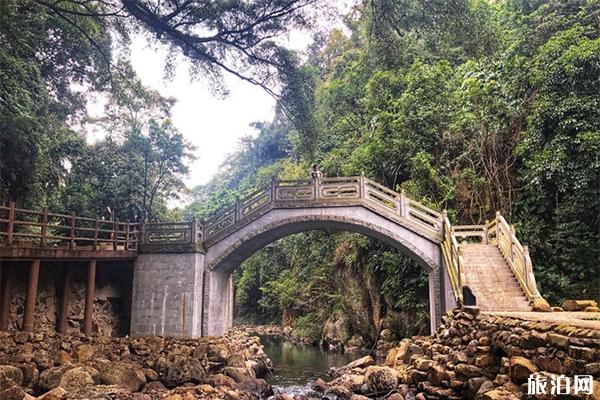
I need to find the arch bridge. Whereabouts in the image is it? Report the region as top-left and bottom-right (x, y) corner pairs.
(0, 176), (547, 337)
(131, 176), (548, 337)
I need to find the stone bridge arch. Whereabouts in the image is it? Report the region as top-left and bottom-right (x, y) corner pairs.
(202, 205), (452, 336)
(131, 177), (458, 338)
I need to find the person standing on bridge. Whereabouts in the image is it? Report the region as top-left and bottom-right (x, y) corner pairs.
(310, 164), (323, 181)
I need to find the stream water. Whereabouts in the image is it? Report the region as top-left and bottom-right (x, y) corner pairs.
(259, 335), (362, 398)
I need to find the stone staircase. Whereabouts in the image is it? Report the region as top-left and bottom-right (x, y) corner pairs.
(460, 243), (533, 312)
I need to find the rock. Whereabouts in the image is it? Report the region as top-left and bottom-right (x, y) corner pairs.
(235, 378), (273, 398)
(346, 355), (374, 369)
(509, 356), (537, 384)
(454, 363), (483, 379)
(0, 365), (24, 386)
(428, 365), (447, 386)
(365, 366), (398, 393)
(158, 355), (205, 387)
(74, 344), (94, 363)
(562, 300), (598, 311)
(466, 377), (489, 398)
(95, 360), (146, 392)
(350, 395), (370, 400)
(346, 335), (365, 349)
(142, 381), (167, 393)
(414, 358), (433, 371)
(388, 394), (405, 400)
(475, 380), (494, 396)
(312, 377), (328, 392)
(39, 365), (74, 391)
(36, 387), (67, 400)
(551, 306), (564, 312)
(396, 340), (423, 365)
(223, 367), (251, 383)
(474, 388), (520, 400)
(0, 385), (25, 400)
(324, 385), (353, 400)
(585, 306), (600, 312)
(329, 374), (364, 392)
(207, 373), (236, 388)
(66, 384), (132, 399)
(531, 298), (552, 312)
(59, 366), (95, 392)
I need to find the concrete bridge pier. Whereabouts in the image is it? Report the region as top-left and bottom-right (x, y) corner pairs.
(202, 270), (234, 336)
(131, 252), (205, 337)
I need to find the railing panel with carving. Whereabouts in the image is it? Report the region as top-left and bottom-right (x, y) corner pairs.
(319, 177), (360, 199)
(275, 179), (314, 201)
(204, 206), (236, 238)
(238, 186), (271, 219)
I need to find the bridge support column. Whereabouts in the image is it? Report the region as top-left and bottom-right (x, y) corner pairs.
(0, 265), (12, 331)
(57, 265), (72, 334)
(23, 259), (40, 332)
(83, 260), (96, 335)
(131, 252), (204, 338)
(202, 270), (233, 337)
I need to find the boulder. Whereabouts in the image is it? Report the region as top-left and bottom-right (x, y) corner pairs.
(36, 387), (67, 400)
(475, 388), (520, 400)
(324, 385), (353, 400)
(74, 344), (94, 363)
(347, 355), (374, 369)
(223, 367), (251, 383)
(161, 356), (205, 387)
(365, 366), (398, 393)
(0, 385), (26, 400)
(59, 366), (95, 392)
(329, 374), (364, 392)
(234, 378), (273, 398)
(0, 365), (24, 386)
(454, 364), (483, 379)
(311, 377), (328, 392)
(39, 365), (74, 391)
(509, 356), (537, 384)
(67, 384), (132, 399)
(95, 360), (146, 392)
(562, 300), (598, 311)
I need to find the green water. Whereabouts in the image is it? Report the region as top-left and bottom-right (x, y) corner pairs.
(259, 335), (362, 398)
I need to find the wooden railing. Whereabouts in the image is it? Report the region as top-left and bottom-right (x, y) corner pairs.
(441, 211), (465, 304)
(202, 176), (443, 241)
(0, 202), (139, 251)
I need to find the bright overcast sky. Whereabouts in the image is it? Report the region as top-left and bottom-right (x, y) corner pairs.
(129, 36), (278, 188)
(89, 2), (354, 191)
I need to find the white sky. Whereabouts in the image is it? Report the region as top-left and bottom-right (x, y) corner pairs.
(85, 2), (354, 191)
(129, 36), (277, 188)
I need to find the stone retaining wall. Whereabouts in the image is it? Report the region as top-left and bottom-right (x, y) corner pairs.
(315, 308), (600, 400)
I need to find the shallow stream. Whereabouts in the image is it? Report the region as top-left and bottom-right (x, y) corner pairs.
(259, 335), (362, 398)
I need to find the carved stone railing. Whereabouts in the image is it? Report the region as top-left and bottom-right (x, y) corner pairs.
(139, 221), (202, 253)
(441, 211), (465, 305)
(448, 212), (548, 308)
(201, 176), (443, 244)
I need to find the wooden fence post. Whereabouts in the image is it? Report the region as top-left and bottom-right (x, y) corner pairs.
(399, 189), (408, 217)
(83, 260), (96, 334)
(93, 218), (99, 251)
(69, 212), (76, 250)
(41, 208), (48, 247)
(125, 220), (130, 250)
(7, 202), (15, 246)
(113, 218), (118, 251)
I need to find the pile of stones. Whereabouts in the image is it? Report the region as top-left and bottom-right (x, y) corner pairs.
(310, 307), (600, 400)
(0, 329), (273, 400)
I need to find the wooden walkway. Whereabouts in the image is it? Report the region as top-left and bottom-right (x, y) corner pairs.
(0, 203), (139, 335)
